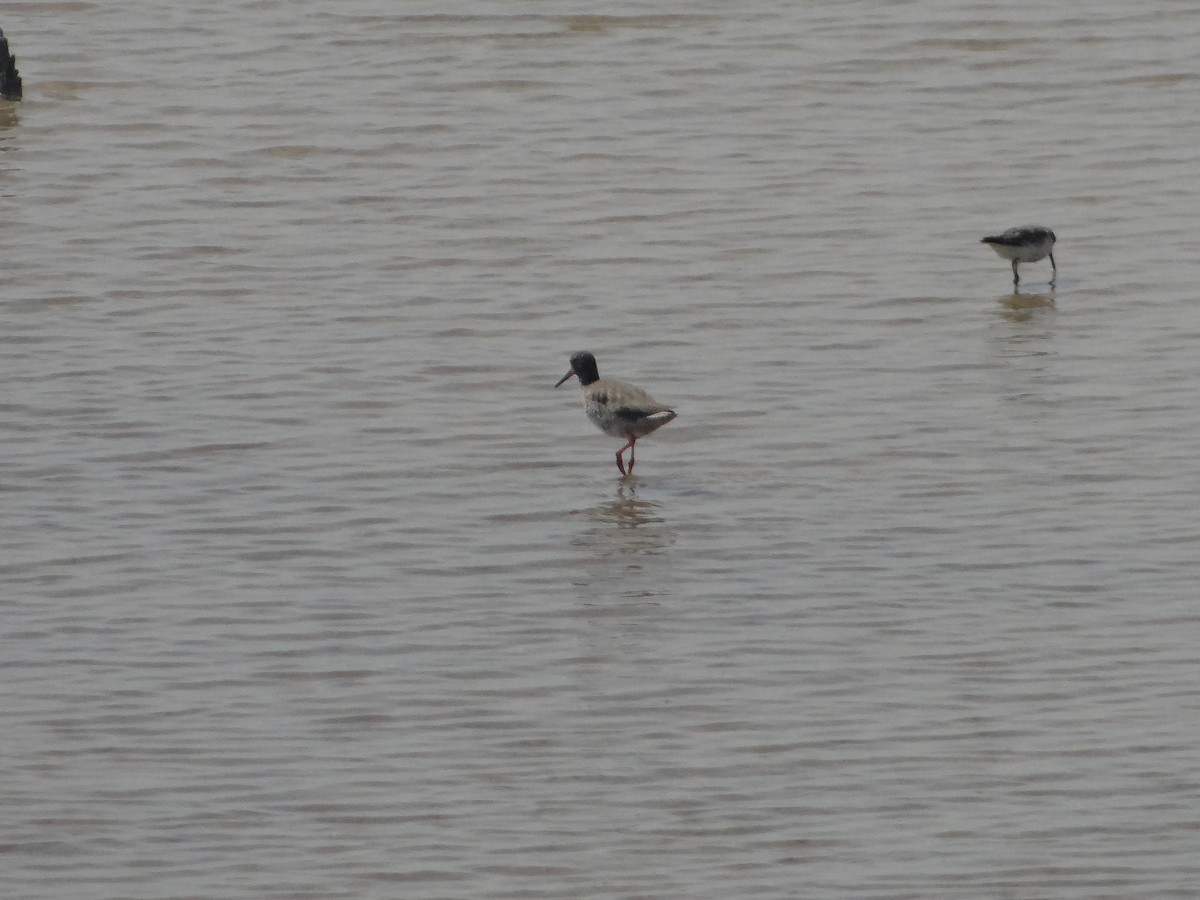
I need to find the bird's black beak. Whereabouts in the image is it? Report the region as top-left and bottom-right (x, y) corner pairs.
(554, 369), (576, 388)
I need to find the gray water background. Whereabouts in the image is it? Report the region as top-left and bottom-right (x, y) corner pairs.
(3, 2), (1200, 897)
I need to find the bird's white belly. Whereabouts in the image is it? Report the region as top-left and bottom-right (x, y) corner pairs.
(988, 239), (1052, 263)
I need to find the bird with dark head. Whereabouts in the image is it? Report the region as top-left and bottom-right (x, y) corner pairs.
(555, 351), (676, 476)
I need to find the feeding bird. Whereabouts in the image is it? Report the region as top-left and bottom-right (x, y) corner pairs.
(981, 225), (1056, 289)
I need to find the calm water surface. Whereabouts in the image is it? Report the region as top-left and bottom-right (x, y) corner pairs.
(3, 1), (1200, 897)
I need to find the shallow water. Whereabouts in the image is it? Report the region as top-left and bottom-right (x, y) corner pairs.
(3, 1), (1200, 897)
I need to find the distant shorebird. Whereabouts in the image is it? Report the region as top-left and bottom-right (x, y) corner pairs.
(555, 351), (676, 475)
(981, 225), (1056, 288)
(0, 27), (21, 101)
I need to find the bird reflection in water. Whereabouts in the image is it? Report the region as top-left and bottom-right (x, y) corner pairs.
(589, 482), (664, 526)
(570, 482), (675, 575)
(998, 289), (1056, 323)
(569, 487), (675, 613)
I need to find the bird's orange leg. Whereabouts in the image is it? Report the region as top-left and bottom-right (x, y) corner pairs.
(615, 435), (637, 475)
